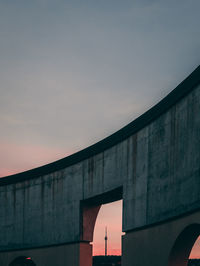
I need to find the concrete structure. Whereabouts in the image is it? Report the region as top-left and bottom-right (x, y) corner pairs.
(0, 66), (200, 266)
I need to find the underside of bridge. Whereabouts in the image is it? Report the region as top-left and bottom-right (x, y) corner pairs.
(0, 65), (200, 266)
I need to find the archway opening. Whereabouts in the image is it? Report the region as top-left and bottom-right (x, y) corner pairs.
(168, 224), (200, 266)
(93, 200), (123, 256)
(92, 199), (123, 266)
(81, 187), (123, 266)
(9, 256), (36, 266)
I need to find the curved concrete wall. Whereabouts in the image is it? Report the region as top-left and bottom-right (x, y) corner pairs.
(0, 66), (200, 252)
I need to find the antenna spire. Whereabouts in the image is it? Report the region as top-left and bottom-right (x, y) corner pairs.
(105, 226), (108, 256)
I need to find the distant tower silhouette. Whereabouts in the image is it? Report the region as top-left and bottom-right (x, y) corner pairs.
(105, 226), (108, 256)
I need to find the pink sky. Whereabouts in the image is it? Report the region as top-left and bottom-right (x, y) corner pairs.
(190, 237), (200, 259)
(93, 200), (123, 256)
(0, 140), (69, 177)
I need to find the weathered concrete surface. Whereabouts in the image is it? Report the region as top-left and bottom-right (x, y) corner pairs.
(123, 83), (200, 231)
(0, 66), (200, 265)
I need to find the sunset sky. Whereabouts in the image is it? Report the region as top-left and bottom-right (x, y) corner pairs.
(0, 0), (200, 257)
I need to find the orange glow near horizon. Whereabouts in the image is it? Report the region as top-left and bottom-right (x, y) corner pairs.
(0, 141), (70, 178)
(189, 236), (200, 259)
(92, 200), (123, 256)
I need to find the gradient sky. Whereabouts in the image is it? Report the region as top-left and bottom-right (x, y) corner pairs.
(93, 200), (123, 256)
(0, 0), (200, 257)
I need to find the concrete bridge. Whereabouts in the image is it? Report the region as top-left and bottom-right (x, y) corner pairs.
(0, 66), (200, 266)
